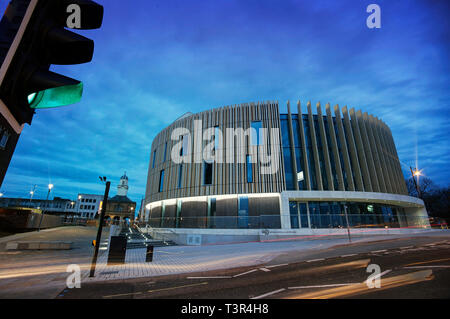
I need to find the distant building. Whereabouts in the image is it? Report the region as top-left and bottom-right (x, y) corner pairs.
(75, 193), (103, 219)
(0, 196), (74, 215)
(105, 172), (136, 224)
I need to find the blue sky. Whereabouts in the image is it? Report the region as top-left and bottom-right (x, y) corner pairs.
(1, 0), (449, 208)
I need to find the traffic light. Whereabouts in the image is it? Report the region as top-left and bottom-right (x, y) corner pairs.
(0, 0), (103, 125)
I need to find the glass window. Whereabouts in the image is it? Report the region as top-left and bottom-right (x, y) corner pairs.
(323, 117), (339, 189)
(163, 142), (167, 162)
(246, 155), (253, 183)
(238, 196), (249, 228)
(203, 161), (213, 185)
(303, 119), (318, 190)
(309, 202), (320, 228)
(181, 134), (189, 156)
(159, 169), (165, 192)
(299, 203), (309, 228)
(283, 148), (294, 190)
(281, 118), (295, 190)
(209, 197), (216, 228)
(314, 117), (329, 190)
(178, 164), (183, 188)
(289, 201), (299, 229)
(152, 149), (156, 168)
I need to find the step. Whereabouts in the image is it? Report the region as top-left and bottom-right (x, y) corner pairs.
(6, 241), (73, 250)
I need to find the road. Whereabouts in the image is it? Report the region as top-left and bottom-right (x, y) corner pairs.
(58, 235), (450, 299)
(0, 226), (110, 298)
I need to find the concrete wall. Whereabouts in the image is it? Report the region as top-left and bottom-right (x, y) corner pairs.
(143, 226), (439, 246)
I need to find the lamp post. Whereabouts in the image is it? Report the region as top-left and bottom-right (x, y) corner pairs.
(90, 176), (110, 277)
(130, 206), (134, 226)
(37, 183), (53, 232)
(77, 195), (82, 219)
(29, 185), (37, 208)
(343, 204), (352, 242)
(410, 166), (422, 198)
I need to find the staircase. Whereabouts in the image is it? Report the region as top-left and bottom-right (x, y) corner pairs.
(118, 226), (177, 249)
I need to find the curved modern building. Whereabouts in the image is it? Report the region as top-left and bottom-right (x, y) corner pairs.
(143, 101), (429, 243)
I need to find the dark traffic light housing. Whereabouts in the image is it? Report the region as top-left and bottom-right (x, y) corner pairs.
(0, 0), (103, 125)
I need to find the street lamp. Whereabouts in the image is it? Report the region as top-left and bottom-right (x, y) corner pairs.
(29, 185), (37, 208)
(90, 176), (111, 277)
(37, 183), (53, 232)
(410, 166), (422, 198)
(77, 195), (82, 218)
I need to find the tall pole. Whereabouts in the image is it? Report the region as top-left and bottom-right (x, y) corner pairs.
(77, 195), (81, 218)
(29, 185), (36, 208)
(37, 184), (52, 232)
(344, 204), (352, 242)
(410, 166), (421, 198)
(90, 181), (110, 277)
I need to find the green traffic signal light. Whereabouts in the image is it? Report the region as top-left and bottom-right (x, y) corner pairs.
(27, 82), (83, 109)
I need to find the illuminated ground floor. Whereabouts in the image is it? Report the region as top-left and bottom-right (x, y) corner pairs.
(142, 191), (430, 244)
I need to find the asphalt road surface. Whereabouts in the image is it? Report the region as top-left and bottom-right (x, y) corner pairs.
(58, 236), (450, 299)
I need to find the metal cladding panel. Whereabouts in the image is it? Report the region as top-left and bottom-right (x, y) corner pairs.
(364, 113), (387, 193)
(356, 110), (380, 192)
(342, 106), (364, 191)
(307, 101), (323, 190)
(144, 101), (408, 210)
(316, 103), (334, 191)
(145, 102), (284, 204)
(349, 108), (372, 192)
(334, 104), (355, 191)
(326, 104), (345, 191)
(297, 101), (311, 190)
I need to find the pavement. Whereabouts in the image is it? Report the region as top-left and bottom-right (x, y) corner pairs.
(82, 230), (450, 282)
(0, 226), (110, 298)
(59, 235), (450, 299)
(0, 226), (449, 299)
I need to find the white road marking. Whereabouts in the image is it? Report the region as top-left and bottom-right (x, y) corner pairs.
(370, 269), (392, 281)
(187, 276), (231, 279)
(288, 283), (360, 289)
(266, 263), (289, 269)
(251, 288), (286, 300)
(371, 249), (387, 253)
(233, 269), (258, 277)
(399, 246), (413, 249)
(340, 254), (357, 258)
(306, 258), (325, 263)
(259, 267), (271, 272)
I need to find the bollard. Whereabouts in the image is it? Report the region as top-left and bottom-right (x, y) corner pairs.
(107, 236), (127, 265)
(146, 245), (154, 262)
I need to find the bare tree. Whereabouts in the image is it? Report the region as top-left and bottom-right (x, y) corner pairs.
(405, 177), (437, 198)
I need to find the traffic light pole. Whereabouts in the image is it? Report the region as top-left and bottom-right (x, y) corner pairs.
(89, 181), (110, 277)
(343, 204), (352, 242)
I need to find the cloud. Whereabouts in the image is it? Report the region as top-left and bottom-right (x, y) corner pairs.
(2, 0), (449, 205)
